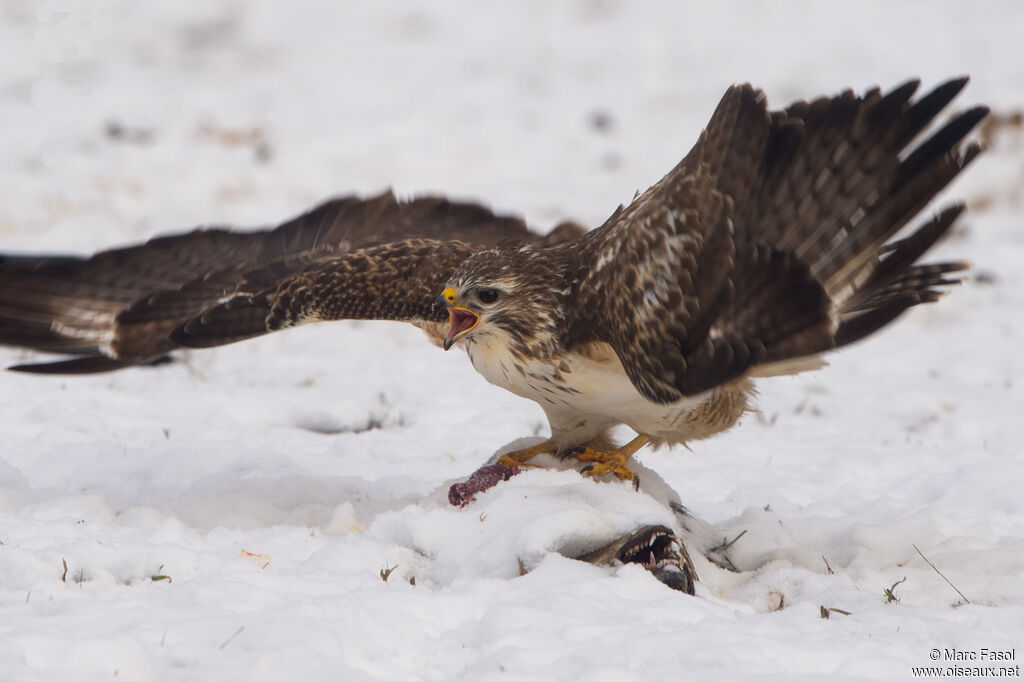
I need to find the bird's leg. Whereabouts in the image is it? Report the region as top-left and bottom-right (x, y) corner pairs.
(496, 438), (558, 469)
(566, 434), (652, 488)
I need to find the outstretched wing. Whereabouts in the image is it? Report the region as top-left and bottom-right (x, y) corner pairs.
(568, 78), (986, 404)
(164, 238), (476, 350)
(0, 191), (576, 373)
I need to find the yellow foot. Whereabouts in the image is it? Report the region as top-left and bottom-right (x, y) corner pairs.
(567, 447), (639, 488)
(563, 434), (651, 490)
(497, 455), (538, 470)
(496, 439), (557, 470)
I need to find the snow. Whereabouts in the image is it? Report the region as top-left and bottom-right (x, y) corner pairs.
(1, 1), (1023, 680)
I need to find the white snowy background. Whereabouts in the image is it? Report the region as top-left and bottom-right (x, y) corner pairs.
(1, 1), (1022, 680)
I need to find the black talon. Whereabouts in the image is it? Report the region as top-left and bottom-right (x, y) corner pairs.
(579, 464), (594, 475)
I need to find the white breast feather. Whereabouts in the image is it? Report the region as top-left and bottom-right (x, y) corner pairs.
(464, 332), (709, 445)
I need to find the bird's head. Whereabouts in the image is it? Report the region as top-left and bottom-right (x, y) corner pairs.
(434, 282), (507, 350)
(434, 246), (567, 352)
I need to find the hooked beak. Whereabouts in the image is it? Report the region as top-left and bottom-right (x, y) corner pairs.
(436, 287), (479, 351)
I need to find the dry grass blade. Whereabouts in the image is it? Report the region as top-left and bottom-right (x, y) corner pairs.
(913, 544), (971, 604)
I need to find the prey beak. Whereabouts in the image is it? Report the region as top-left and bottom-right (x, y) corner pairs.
(436, 287), (479, 351)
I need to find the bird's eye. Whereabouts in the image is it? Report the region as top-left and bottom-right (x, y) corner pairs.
(476, 288), (500, 304)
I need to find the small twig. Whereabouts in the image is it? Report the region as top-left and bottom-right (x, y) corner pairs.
(712, 529), (748, 554)
(821, 555), (834, 575)
(61, 559), (68, 583)
(913, 544), (971, 604)
(380, 565), (398, 582)
(219, 626), (245, 650)
(884, 576), (907, 603)
(820, 605), (851, 619)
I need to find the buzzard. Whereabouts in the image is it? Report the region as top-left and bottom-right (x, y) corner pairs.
(0, 79), (986, 483)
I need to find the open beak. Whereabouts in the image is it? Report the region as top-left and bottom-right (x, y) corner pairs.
(436, 287), (479, 351)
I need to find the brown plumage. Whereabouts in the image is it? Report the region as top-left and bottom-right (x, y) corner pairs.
(0, 192), (583, 372)
(0, 79), (986, 467)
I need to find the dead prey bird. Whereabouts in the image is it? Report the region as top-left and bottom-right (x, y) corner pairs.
(0, 78), (986, 484)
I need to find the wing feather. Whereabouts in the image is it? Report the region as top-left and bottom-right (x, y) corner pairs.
(1, 191), (566, 372)
(565, 79), (985, 404)
(168, 239), (474, 350)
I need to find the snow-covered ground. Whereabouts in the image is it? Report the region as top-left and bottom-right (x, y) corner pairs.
(1, 2), (1022, 680)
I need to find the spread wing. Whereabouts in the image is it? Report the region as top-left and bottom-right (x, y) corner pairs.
(567, 78), (986, 404)
(0, 191), (580, 373)
(164, 238), (476, 350)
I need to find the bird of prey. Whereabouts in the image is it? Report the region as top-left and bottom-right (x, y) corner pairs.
(0, 78), (986, 484)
